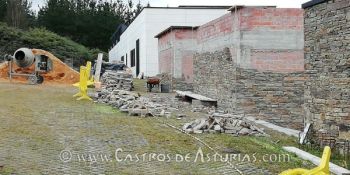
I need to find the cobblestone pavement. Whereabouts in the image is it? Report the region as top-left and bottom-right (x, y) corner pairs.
(0, 83), (269, 174)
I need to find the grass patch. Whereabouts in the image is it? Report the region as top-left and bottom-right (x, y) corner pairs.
(133, 78), (147, 95)
(299, 144), (350, 169)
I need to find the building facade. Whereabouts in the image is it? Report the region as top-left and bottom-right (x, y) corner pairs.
(303, 0), (350, 140)
(194, 6), (305, 130)
(155, 26), (197, 84)
(176, 6), (305, 130)
(108, 6), (230, 77)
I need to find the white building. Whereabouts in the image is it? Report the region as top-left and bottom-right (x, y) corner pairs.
(108, 6), (231, 77)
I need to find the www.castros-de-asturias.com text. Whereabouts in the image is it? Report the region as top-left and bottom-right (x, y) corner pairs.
(60, 147), (291, 164)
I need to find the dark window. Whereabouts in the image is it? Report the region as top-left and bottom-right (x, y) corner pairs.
(121, 56), (124, 62)
(136, 39), (140, 75)
(130, 49), (136, 67)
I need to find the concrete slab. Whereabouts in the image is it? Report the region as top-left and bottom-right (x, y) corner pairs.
(283, 146), (350, 175)
(246, 116), (300, 137)
(175, 90), (216, 102)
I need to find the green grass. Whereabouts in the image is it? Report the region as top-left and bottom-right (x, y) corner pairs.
(0, 82), (347, 174)
(160, 116), (316, 174)
(133, 78), (147, 95)
(299, 144), (350, 169)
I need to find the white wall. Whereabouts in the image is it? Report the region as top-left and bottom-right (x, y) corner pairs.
(109, 7), (229, 77)
(109, 11), (147, 77)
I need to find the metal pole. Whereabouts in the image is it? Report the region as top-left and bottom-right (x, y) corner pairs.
(9, 60), (12, 83)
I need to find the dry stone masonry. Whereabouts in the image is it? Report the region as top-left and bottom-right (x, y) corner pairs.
(156, 73), (193, 91)
(101, 71), (133, 91)
(303, 0), (350, 140)
(193, 48), (305, 130)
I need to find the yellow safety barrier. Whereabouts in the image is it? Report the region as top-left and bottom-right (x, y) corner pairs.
(279, 146), (331, 175)
(73, 61), (94, 87)
(73, 66), (92, 101)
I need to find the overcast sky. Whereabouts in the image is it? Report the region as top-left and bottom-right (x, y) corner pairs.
(31, 0), (310, 12)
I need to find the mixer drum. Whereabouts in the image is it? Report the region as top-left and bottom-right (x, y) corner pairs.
(13, 48), (35, 68)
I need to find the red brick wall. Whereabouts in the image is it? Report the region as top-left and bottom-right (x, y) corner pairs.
(175, 29), (196, 40)
(159, 49), (172, 74)
(158, 31), (172, 48)
(158, 29), (196, 81)
(182, 50), (194, 83)
(195, 7), (304, 73)
(158, 31), (173, 74)
(240, 8), (303, 30)
(251, 50), (304, 72)
(197, 13), (234, 43)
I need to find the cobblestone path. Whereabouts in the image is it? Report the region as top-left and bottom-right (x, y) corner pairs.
(0, 83), (269, 174)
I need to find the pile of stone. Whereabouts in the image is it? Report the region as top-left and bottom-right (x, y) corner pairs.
(157, 73), (172, 84)
(101, 71), (133, 91)
(95, 88), (176, 117)
(182, 113), (266, 136)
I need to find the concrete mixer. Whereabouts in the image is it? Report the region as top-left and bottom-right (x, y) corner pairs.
(3, 48), (52, 84)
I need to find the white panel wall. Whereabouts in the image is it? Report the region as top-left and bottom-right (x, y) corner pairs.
(109, 7), (229, 77)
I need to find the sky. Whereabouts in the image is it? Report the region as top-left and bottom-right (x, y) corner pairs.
(30, 0), (311, 12)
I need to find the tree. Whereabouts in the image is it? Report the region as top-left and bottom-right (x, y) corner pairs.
(2, 0), (34, 29)
(134, 0), (143, 19)
(0, 0), (6, 21)
(37, 0), (143, 52)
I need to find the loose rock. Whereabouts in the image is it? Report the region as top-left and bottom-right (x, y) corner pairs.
(183, 113), (267, 136)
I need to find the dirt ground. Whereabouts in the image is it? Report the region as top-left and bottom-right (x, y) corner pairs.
(0, 82), (312, 174)
(0, 49), (79, 85)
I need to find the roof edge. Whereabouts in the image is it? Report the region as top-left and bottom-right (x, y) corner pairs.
(228, 5), (277, 11)
(302, 0), (328, 9)
(155, 26), (198, 38)
(144, 6), (231, 10)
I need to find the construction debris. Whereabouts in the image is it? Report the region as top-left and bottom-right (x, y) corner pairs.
(96, 72), (172, 117)
(157, 72), (172, 84)
(96, 89), (173, 117)
(183, 113), (267, 136)
(101, 71), (133, 91)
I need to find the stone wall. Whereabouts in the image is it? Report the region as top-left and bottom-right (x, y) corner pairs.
(193, 48), (236, 111)
(303, 0), (350, 139)
(192, 7), (305, 130)
(194, 48), (305, 130)
(235, 68), (305, 130)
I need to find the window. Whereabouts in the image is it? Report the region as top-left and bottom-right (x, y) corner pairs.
(121, 56), (124, 62)
(130, 49), (136, 67)
(136, 39), (140, 75)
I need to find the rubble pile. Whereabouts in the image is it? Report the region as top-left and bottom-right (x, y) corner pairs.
(182, 113), (267, 136)
(96, 88), (175, 117)
(157, 72), (172, 84)
(101, 71), (133, 91)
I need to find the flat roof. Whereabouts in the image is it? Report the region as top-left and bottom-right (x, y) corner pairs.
(302, 0), (328, 9)
(155, 26), (198, 38)
(144, 5), (232, 10)
(228, 5), (276, 11)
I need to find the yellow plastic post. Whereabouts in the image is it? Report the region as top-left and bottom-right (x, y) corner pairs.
(73, 61), (94, 87)
(73, 66), (92, 101)
(279, 146), (331, 175)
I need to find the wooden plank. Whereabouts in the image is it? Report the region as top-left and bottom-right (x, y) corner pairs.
(175, 90), (216, 102)
(299, 123), (311, 144)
